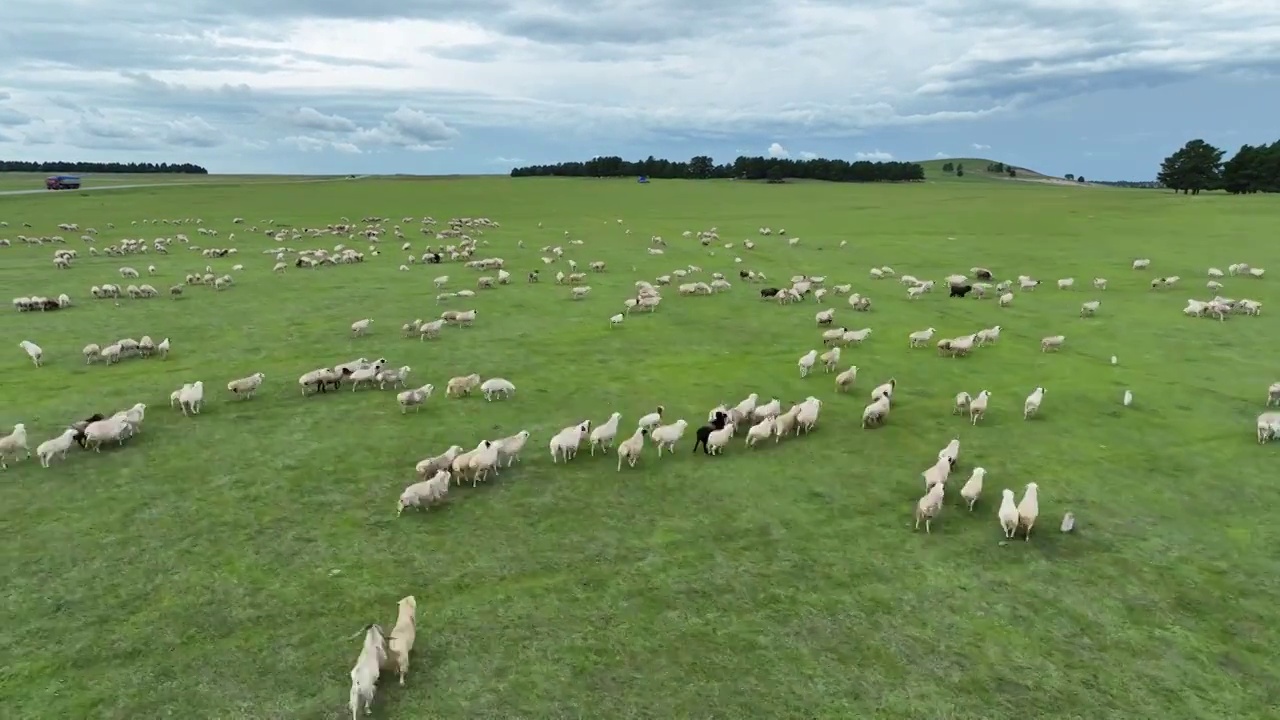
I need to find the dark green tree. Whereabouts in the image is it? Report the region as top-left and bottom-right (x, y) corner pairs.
(511, 154), (925, 183)
(1157, 139), (1224, 194)
(0, 160), (207, 173)
(941, 162), (954, 173)
(1064, 173), (1075, 181)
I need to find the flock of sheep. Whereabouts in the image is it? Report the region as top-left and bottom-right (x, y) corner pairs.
(3, 208), (1274, 718)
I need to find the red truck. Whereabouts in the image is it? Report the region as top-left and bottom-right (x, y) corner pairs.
(46, 175), (81, 190)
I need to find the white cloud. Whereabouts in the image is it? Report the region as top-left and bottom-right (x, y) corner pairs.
(767, 142), (789, 159)
(935, 151), (950, 158)
(855, 150), (894, 161)
(0, 1), (1278, 171)
(798, 150), (818, 160)
(972, 143), (991, 150)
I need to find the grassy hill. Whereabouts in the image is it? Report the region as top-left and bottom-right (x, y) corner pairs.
(916, 157), (1058, 182)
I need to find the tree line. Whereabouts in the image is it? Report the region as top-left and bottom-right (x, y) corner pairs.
(510, 155), (925, 183)
(1158, 139), (1280, 194)
(0, 160), (209, 174)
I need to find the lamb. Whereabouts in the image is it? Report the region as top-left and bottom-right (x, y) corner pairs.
(549, 420), (591, 462)
(773, 403), (802, 439)
(650, 419), (688, 455)
(797, 349), (818, 377)
(179, 381), (204, 415)
(998, 292), (1014, 307)
(227, 372), (265, 399)
(744, 416), (775, 447)
(1016, 482), (1040, 541)
(638, 405), (665, 429)
(1040, 335), (1066, 352)
(349, 624), (388, 720)
(998, 489), (1020, 538)
(19, 340), (43, 367)
(1024, 386), (1046, 419)
(1093, 277), (1107, 290)
(914, 482), (945, 533)
(386, 596), (417, 686)
(615, 427), (647, 469)
(908, 327), (935, 347)
(446, 373), (482, 397)
(83, 343), (101, 364)
(960, 468), (985, 510)
(350, 318), (372, 336)
(834, 365), (858, 392)
(1080, 300), (1100, 317)
(969, 390), (991, 425)
(36, 428), (78, 467)
(610, 313), (625, 327)
(954, 391), (972, 414)
(480, 377), (516, 401)
(0, 423), (31, 468)
(396, 384), (434, 413)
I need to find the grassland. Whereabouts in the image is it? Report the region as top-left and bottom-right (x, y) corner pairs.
(0, 172), (340, 193)
(1, 175), (1278, 719)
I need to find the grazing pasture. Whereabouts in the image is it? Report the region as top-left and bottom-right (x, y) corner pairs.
(1, 176), (1278, 718)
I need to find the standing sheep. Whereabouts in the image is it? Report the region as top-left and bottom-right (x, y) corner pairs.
(19, 340), (43, 367)
(0, 423), (31, 468)
(1017, 482), (1040, 541)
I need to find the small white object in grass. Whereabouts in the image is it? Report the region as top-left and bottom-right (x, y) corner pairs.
(1123, 389), (1133, 407)
(1060, 512), (1075, 533)
(1110, 355), (1118, 365)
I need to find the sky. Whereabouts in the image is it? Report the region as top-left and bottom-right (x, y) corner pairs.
(1, 1), (1278, 180)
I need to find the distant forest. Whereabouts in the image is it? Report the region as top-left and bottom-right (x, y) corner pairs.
(510, 155), (925, 183)
(0, 161), (209, 174)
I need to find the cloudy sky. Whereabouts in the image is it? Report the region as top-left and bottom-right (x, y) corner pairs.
(1, 1), (1278, 179)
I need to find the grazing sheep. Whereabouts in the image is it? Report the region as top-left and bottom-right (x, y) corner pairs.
(1017, 482), (1040, 541)
(1024, 387), (1045, 419)
(615, 427), (647, 470)
(350, 318), (372, 336)
(650, 418), (688, 455)
(36, 428), (78, 467)
(549, 420), (591, 462)
(19, 340), (43, 367)
(1040, 335), (1066, 352)
(998, 489), (1020, 538)
(1080, 300), (1100, 317)
(480, 377), (516, 401)
(969, 390), (991, 425)
(349, 624), (388, 720)
(397, 384), (434, 413)
(610, 313), (624, 327)
(914, 482), (945, 533)
(590, 412), (622, 455)
(960, 468), (985, 510)
(386, 596), (417, 686)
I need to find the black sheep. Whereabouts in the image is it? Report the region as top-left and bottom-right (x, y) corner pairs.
(949, 284), (973, 298)
(692, 412), (729, 454)
(425, 252), (443, 264)
(739, 269), (751, 280)
(71, 413), (106, 448)
(975, 269), (993, 281)
(760, 287), (780, 298)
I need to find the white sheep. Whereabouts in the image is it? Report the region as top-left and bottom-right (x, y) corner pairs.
(19, 340), (43, 367)
(1017, 482), (1040, 541)
(1267, 382), (1280, 407)
(83, 343), (101, 364)
(1080, 300), (1100, 317)
(179, 381), (204, 415)
(398, 470), (451, 515)
(1040, 335), (1066, 352)
(969, 390), (991, 425)
(908, 327), (935, 348)
(227, 372), (265, 399)
(1123, 389), (1133, 407)
(496, 430), (530, 468)
(397, 384), (434, 413)
(998, 489), (1020, 538)
(1024, 386), (1045, 419)
(976, 325), (1001, 345)
(1093, 277), (1107, 290)
(638, 405), (665, 429)
(1056, 278), (1074, 290)
(835, 365), (858, 392)
(609, 313), (624, 328)
(820, 346), (841, 373)
(745, 416), (775, 447)
(650, 419), (688, 455)
(36, 428), (78, 467)
(753, 398), (781, 421)
(960, 468), (985, 510)
(861, 395), (891, 429)
(938, 437), (961, 467)
(797, 349), (817, 377)
(953, 392), (972, 414)
(998, 292), (1014, 307)
(615, 427), (647, 470)
(914, 482), (945, 533)
(445, 373), (481, 397)
(1132, 258), (1150, 270)
(815, 308), (834, 324)
(549, 420), (591, 462)
(705, 423), (735, 455)
(479, 377), (516, 401)
(1208, 267), (1224, 278)
(1258, 412), (1280, 444)
(0, 423), (31, 468)
(589, 412), (622, 454)
(350, 318), (372, 336)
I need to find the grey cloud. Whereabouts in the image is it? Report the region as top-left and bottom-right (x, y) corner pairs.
(0, 106), (32, 126)
(352, 107), (460, 150)
(290, 107), (358, 132)
(163, 116), (226, 147)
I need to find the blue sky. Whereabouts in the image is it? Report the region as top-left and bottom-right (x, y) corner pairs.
(1, 0), (1277, 180)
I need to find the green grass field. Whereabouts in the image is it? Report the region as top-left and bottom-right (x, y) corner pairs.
(1, 174), (1278, 719)
(0, 173), (337, 192)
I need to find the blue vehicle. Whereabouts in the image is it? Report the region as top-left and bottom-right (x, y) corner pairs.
(46, 175), (81, 190)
